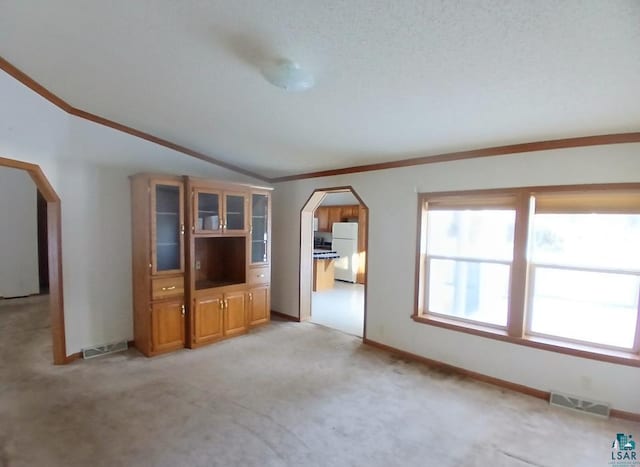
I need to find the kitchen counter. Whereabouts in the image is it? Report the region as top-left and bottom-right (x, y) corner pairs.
(313, 249), (340, 260)
(313, 250), (340, 291)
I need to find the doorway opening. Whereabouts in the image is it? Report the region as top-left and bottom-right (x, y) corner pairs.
(299, 187), (368, 338)
(0, 156), (67, 364)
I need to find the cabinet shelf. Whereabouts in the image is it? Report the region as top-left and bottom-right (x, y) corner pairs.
(157, 211), (179, 216)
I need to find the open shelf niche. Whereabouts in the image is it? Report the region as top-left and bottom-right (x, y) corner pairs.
(194, 236), (246, 290)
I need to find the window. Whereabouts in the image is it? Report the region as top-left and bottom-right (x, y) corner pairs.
(528, 193), (640, 350)
(415, 185), (640, 364)
(423, 197), (516, 327)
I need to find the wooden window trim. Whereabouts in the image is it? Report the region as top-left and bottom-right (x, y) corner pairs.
(414, 182), (640, 367)
(411, 314), (640, 368)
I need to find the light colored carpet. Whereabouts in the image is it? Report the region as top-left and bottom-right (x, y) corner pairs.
(0, 295), (637, 467)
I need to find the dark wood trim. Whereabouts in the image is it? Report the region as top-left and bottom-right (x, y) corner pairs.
(411, 315), (640, 368)
(0, 56), (72, 111)
(418, 182), (640, 199)
(0, 56), (269, 182)
(5, 55), (640, 184)
(363, 338), (640, 422)
(270, 310), (301, 322)
(364, 338), (549, 399)
(64, 351), (82, 363)
(0, 156), (67, 365)
(271, 133), (640, 182)
(610, 409), (640, 422)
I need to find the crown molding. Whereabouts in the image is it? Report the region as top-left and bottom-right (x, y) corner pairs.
(0, 56), (269, 182)
(3, 55), (639, 184)
(270, 132), (640, 182)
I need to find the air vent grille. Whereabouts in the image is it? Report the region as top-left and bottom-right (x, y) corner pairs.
(550, 391), (610, 418)
(82, 340), (128, 359)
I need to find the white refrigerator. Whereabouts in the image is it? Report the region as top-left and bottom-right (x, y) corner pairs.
(331, 222), (359, 283)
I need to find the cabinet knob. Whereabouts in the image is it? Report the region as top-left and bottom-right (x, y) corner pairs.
(181, 305), (185, 317)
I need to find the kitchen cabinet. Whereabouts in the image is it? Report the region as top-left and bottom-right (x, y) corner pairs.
(328, 207), (342, 231)
(313, 204), (367, 285)
(316, 206), (330, 232)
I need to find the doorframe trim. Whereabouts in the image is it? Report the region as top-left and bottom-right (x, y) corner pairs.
(0, 156), (68, 364)
(299, 186), (369, 339)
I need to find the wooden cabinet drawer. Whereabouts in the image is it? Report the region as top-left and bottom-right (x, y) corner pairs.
(152, 276), (184, 300)
(248, 267), (270, 285)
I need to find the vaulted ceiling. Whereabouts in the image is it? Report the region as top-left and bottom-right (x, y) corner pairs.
(1, 1), (639, 179)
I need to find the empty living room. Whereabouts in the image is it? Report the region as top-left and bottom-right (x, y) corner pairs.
(1, 1), (639, 466)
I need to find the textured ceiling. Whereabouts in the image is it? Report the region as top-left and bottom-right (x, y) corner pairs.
(1, 1), (639, 178)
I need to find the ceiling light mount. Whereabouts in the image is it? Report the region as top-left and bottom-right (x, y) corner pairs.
(262, 59), (314, 92)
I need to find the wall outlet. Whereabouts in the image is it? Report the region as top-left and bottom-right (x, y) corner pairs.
(195, 260), (201, 270)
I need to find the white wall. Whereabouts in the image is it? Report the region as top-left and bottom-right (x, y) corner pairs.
(0, 69), (267, 354)
(271, 143), (640, 414)
(0, 166), (39, 297)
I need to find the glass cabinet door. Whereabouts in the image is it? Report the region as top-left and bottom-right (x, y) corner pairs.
(250, 193), (269, 264)
(194, 190), (222, 233)
(224, 193), (247, 233)
(152, 182), (184, 274)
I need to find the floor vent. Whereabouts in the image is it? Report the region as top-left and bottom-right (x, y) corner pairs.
(549, 391), (610, 418)
(82, 340), (128, 359)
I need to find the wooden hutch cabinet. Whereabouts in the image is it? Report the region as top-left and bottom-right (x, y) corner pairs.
(130, 174), (272, 357)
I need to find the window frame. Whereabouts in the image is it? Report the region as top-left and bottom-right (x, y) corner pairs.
(413, 183), (640, 367)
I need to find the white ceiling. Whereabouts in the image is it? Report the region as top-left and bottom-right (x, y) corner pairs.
(320, 192), (359, 207)
(1, 1), (639, 178)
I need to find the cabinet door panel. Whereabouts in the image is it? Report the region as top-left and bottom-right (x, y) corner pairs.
(224, 292), (247, 336)
(328, 207), (342, 232)
(151, 300), (185, 352)
(151, 181), (184, 274)
(248, 286), (269, 326)
(224, 192), (248, 233)
(194, 189), (222, 233)
(250, 193), (269, 265)
(194, 295), (223, 343)
(316, 207), (329, 232)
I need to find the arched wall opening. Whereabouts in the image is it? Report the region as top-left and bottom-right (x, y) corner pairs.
(0, 156), (67, 364)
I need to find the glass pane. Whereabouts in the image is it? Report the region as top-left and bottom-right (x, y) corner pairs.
(197, 192), (220, 231)
(226, 195), (245, 230)
(428, 258), (509, 326)
(155, 185), (180, 271)
(529, 267), (639, 348)
(252, 242), (267, 264)
(427, 210), (515, 261)
(531, 213), (640, 270)
(252, 194), (268, 263)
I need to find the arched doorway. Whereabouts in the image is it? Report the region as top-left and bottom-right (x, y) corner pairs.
(299, 186), (369, 338)
(0, 156), (67, 364)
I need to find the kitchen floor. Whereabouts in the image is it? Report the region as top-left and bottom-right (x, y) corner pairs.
(311, 281), (364, 337)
